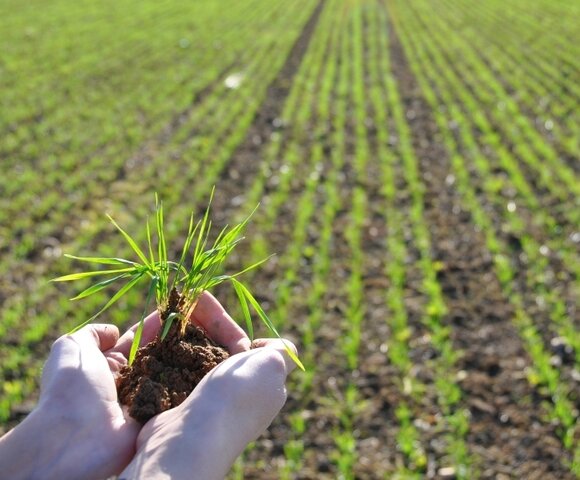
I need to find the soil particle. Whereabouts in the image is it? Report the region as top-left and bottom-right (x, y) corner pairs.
(116, 320), (229, 424)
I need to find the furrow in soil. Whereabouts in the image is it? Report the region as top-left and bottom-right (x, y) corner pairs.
(386, 3), (576, 478)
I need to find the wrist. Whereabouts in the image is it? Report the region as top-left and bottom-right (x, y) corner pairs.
(122, 397), (239, 480)
(0, 401), (107, 480)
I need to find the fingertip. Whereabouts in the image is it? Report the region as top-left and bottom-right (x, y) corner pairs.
(230, 337), (252, 354)
(264, 348), (290, 377)
(94, 324), (121, 350)
(191, 292), (221, 327)
(112, 310), (162, 357)
(192, 291), (250, 353)
(71, 323), (120, 351)
(277, 345), (298, 375)
(254, 349), (289, 410)
(251, 338), (298, 374)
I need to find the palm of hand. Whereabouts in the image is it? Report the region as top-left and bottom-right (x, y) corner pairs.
(40, 325), (140, 478)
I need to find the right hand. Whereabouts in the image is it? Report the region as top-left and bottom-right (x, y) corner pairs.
(119, 293), (298, 480)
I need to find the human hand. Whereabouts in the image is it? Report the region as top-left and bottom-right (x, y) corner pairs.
(119, 337), (297, 480)
(0, 316), (155, 480)
(0, 322), (137, 479)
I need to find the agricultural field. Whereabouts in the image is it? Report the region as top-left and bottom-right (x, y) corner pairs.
(1, 0), (579, 478)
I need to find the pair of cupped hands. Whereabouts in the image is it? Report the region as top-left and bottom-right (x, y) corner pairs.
(0, 292), (297, 479)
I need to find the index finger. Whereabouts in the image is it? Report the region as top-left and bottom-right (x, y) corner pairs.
(109, 310), (162, 357)
(191, 291), (251, 354)
(108, 292), (250, 358)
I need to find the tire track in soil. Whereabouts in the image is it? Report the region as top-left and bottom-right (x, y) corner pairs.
(386, 6), (576, 479)
(216, 4), (340, 476)
(206, 0), (325, 223)
(239, 7), (358, 477)
(334, 6), (398, 476)
(365, 6), (455, 476)
(241, 7), (371, 476)
(353, 119), (406, 474)
(209, 0), (327, 292)
(351, 6), (421, 475)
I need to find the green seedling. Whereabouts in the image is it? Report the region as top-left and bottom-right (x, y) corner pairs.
(53, 192), (303, 370)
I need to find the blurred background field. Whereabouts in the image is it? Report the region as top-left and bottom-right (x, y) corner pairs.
(0, 0), (579, 478)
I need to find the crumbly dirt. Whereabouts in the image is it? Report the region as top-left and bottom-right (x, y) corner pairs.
(116, 292), (229, 424)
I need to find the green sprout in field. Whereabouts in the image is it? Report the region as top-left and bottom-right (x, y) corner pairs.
(53, 191), (303, 370)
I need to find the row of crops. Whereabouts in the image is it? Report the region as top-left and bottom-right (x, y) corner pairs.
(1, 0), (578, 477)
(234, 0), (579, 477)
(390, 0), (579, 467)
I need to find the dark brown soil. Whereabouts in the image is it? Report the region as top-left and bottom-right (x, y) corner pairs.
(116, 292), (229, 424)
(385, 8), (575, 478)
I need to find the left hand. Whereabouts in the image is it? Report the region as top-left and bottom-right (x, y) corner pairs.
(0, 321), (144, 480)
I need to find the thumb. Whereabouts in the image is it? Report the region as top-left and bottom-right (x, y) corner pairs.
(198, 347), (294, 444)
(41, 324), (119, 391)
(70, 323), (120, 352)
(250, 337), (299, 375)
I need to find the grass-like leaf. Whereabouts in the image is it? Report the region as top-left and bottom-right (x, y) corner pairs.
(232, 280), (254, 340)
(68, 273), (145, 333)
(160, 312), (179, 341)
(107, 214), (151, 267)
(53, 267), (136, 282)
(58, 193), (304, 371)
(146, 217), (155, 267)
(129, 276), (158, 365)
(154, 195), (170, 306)
(71, 273), (132, 300)
(231, 278), (305, 371)
(64, 254), (137, 266)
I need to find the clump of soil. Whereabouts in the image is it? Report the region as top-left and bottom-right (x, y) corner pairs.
(116, 291), (229, 423)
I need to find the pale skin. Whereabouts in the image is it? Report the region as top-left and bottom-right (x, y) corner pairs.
(0, 292), (297, 479)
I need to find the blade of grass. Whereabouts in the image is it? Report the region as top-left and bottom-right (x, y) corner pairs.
(192, 188), (214, 268)
(169, 213), (197, 294)
(70, 273), (132, 300)
(231, 279), (304, 371)
(155, 195), (167, 268)
(53, 267), (137, 282)
(231, 255), (275, 278)
(129, 276), (158, 365)
(160, 312), (179, 341)
(107, 214), (151, 267)
(232, 280), (254, 340)
(68, 273), (145, 333)
(146, 217), (155, 266)
(64, 254), (137, 266)
(212, 223), (231, 247)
